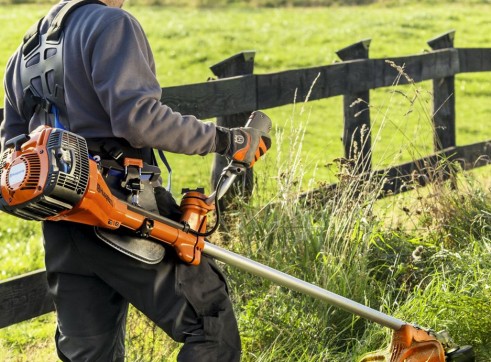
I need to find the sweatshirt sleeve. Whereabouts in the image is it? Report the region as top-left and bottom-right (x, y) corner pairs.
(90, 12), (217, 155)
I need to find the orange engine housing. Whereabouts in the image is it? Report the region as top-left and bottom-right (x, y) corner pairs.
(0, 126), (90, 220)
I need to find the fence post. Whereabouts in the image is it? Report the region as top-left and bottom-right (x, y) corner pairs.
(427, 30), (456, 151)
(336, 39), (372, 174)
(209, 51), (256, 207)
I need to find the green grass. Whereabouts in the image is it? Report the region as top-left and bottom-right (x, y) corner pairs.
(0, 215), (44, 279)
(0, 2), (491, 361)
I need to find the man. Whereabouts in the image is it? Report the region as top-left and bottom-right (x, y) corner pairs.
(1, 0), (271, 360)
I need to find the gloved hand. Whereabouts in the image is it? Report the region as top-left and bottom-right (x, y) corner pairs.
(215, 123), (271, 168)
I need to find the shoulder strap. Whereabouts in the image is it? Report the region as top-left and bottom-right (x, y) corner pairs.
(20, 0), (106, 126)
(157, 149), (172, 191)
(22, 0), (106, 57)
(22, 18), (43, 57)
(47, 0), (106, 42)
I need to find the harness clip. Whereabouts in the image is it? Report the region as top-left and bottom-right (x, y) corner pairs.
(121, 157), (144, 206)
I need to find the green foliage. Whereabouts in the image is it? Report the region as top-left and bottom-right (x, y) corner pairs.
(0, 314), (57, 362)
(420, 177), (491, 248)
(0, 215), (43, 280)
(125, 307), (180, 361)
(363, 174), (491, 360)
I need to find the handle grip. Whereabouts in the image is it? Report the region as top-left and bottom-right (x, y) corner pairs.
(5, 134), (30, 151)
(206, 111), (272, 205)
(245, 111), (272, 134)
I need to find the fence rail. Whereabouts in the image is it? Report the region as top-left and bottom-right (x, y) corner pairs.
(133, 48), (488, 120)
(1, 30), (491, 329)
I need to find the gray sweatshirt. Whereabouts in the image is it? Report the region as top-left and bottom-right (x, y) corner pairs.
(2, 0), (217, 155)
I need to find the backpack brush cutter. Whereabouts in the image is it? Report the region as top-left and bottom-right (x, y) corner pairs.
(0, 111), (474, 361)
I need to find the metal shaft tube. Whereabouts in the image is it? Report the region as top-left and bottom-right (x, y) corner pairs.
(204, 242), (406, 331)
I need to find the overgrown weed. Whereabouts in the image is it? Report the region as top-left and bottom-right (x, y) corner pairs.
(219, 60), (491, 361)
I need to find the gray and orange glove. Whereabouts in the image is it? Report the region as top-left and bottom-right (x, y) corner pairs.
(215, 112), (272, 168)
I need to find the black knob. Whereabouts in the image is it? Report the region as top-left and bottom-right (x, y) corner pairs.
(5, 134), (30, 151)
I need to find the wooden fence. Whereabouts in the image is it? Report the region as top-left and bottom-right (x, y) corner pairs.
(1, 30), (491, 329)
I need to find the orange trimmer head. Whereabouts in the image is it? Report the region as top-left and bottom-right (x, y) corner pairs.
(360, 324), (474, 362)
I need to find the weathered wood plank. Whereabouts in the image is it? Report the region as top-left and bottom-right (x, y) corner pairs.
(257, 49), (459, 110)
(0, 269), (54, 328)
(458, 48), (491, 73)
(376, 152), (456, 195)
(378, 140), (491, 195)
(454, 140), (491, 170)
(337, 39), (372, 174)
(428, 31), (455, 51)
(161, 74), (256, 119)
(428, 32), (456, 151)
(162, 49), (461, 119)
(300, 139), (491, 201)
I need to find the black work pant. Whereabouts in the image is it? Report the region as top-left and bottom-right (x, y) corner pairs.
(43, 221), (241, 362)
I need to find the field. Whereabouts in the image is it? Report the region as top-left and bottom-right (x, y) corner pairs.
(0, 1), (491, 361)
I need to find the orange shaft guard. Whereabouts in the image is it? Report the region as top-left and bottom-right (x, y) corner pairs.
(177, 191), (215, 264)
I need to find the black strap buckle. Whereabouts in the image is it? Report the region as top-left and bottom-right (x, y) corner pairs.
(121, 158), (144, 205)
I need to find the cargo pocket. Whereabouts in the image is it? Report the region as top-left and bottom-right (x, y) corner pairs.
(178, 313), (223, 345)
(207, 257), (230, 294)
(174, 258), (241, 361)
(202, 313), (224, 342)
